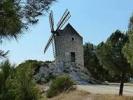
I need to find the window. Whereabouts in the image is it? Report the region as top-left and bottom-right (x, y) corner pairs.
(72, 37), (74, 41)
(71, 52), (75, 62)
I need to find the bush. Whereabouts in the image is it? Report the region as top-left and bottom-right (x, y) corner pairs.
(0, 60), (40, 100)
(0, 60), (15, 100)
(46, 75), (74, 98)
(15, 62), (40, 100)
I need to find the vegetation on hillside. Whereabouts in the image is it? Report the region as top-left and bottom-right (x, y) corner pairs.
(46, 75), (74, 98)
(84, 43), (112, 81)
(123, 15), (133, 66)
(83, 15), (133, 96)
(96, 30), (131, 96)
(84, 31), (132, 96)
(0, 1), (55, 98)
(0, 60), (40, 100)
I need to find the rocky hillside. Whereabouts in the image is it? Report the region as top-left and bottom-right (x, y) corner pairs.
(34, 61), (100, 85)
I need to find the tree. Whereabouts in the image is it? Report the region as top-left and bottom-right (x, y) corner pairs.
(0, 0), (55, 57)
(0, 60), (40, 100)
(0, 50), (8, 58)
(96, 30), (131, 96)
(16, 60), (43, 74)
(0, 60), (15, 100)
(15, 62), (40, 100)
(123, 15), (133, 66)
(84, 43), (109, 81)
(0, 0), (55, 39)
(128, 15), (133, 30)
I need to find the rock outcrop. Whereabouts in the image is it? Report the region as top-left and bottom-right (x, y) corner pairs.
(34, 62), (99, 85)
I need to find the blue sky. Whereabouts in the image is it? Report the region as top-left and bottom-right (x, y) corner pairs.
(1, 0), (133, 64)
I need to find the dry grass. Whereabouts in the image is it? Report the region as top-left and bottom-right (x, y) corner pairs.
(90, 94), (133, 100)
(37, 84), (133, 100)
(47, 90), (133, 100)
(48, 90), (90, 100)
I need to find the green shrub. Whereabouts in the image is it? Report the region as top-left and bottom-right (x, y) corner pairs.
(0, 60), (40, 100)
(46, 75), (73, 98)
(15, 62), (40, 100)
(0, 60), (15, 100)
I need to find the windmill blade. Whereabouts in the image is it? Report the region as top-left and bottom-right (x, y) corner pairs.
(56, 10), (71, 30)
(57, 9), (69, 29)
(49, 10), (54, 32)
(58, 14), (71, 30)
(44, 34), (54, 54)
(56, 11), (71, 30)
(56, 10), (70, 30)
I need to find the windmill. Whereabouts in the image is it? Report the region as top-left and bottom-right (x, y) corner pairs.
(44, 9), (71, 58)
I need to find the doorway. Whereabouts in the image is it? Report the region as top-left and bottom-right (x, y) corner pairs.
(71, 52), (75, 62)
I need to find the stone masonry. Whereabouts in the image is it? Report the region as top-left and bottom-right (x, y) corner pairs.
(54, 23), (84, 68)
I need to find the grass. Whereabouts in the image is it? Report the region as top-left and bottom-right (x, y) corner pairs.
(47, 90), (133, 100)
(90, 94), (133, 100)
(48, 90), (90, 100)
(37, 84), (133, 100)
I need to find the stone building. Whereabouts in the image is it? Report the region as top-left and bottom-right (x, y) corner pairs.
(54, 23), (84, 67)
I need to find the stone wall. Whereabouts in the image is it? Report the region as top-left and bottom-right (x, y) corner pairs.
(54, 24), (84, 68)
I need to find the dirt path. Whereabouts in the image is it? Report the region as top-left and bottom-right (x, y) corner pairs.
(76, 84), (133, 96)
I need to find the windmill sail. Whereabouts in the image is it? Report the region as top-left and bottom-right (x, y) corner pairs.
(44, 9), (71, 58)
(44, 34), (54, 54)
(58, 14), (71, 30)
(57, 9), (69, 29)
(49, 11), (54, 32)
(44, 11), (55, 55)
(56, 10), (71, 30)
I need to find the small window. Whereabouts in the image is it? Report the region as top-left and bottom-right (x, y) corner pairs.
(71, 52), (75, 62)
(72, 37), (74, 41)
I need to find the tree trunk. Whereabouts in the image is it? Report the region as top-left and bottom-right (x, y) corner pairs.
(119, 73), (125, 96)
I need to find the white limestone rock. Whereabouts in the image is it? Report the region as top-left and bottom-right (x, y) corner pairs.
(34, 62), (97, 85)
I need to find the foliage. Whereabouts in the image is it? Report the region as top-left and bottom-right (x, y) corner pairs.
(0, 0), (55, 39)
(0, 60), (14, 100)
(46, 75), (74, 98)
(84, 43), (109, 81)
(0, 0), (22, 39)
(0, 60), (40, 100)
(17, 60), (43, 74)
(15, 62), (40, 100)
(123, 15), (133, 66)
(96, 30), (130, 74)
(16, 60), (55, 84)
(128, 15), (133, 30)
(84, 42), (127, 82)
(0, 0), (55, 58)
(123, 31), (133, 66)
(0, 50), (8, 58)
(96, 30), (131, 95)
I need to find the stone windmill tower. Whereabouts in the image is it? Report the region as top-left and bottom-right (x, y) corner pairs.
(44, 10), (84, 68)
